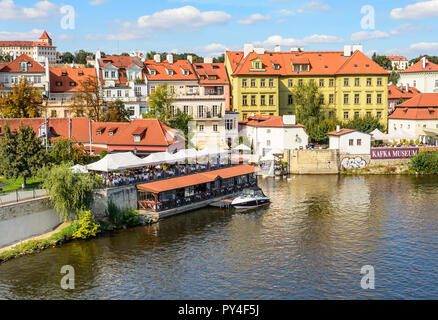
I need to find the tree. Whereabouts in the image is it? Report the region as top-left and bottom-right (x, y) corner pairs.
(104, 99), (130, 122)
(389, 71), (400, 85)
(372, 53), (392, 70)
(0, 124), (46, 188)
(169, 109), (193, 141)
(69, 75), (105, 121)
(213, 54), (225, 63)
(48, 137), (91, 165)
(39, 162), (102, 221)
(409, 55), (438, 65)
(0, 53), (12, 63)
(143, 84), (175, 124)
(0, 78), (44, 118)
(61, 51), (74, 64)
(73, 50), (91, 65)
(343, 116), (385, 133)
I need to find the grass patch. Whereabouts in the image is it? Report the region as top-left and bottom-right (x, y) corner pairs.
(0, 177), (42, 193)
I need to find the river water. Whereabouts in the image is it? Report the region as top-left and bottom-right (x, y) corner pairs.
(1, 175), (438, 300)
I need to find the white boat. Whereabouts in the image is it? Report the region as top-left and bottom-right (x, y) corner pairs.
(231, 187), (271, 209)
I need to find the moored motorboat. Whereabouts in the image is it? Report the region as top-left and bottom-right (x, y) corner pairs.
(231, 187), (271, 209)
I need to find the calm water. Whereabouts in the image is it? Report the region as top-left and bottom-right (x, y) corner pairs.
(1, 175), (438, 299)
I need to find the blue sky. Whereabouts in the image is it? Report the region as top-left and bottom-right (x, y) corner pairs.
(1, 0), (437, 58)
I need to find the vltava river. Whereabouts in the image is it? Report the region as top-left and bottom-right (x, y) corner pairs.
(1, 175), (438, 299)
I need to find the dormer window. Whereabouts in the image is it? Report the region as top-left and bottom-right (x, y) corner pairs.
(62, 72), (68, 76)
(78, 72), (84, 76)
(273, 64), (280, 70)
(19, 62), (27, 72)
(56, 81), (62, 87)
(166, 69), (174, 76)
(184, 70), (190, 76)
(70, 82), (77, 87)
(132, 127), (147, 142)
(108, 127), (117, 136)
(96, 127), (105, 136)
(255, 62), (261, 69)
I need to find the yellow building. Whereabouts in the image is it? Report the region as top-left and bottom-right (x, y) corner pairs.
(225, 45), (389, 124)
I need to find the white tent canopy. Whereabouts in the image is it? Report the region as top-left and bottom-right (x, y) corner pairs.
(389, 129), (416, 141)
(173, 148), (199, 159)
(86, 152), (145, 172)
(232, 144), (251, 152)
(197, 146), (230, 157)
(71, 164), (88, 174)
(370, 128), (388, 141)
(142, 151), (179, 166)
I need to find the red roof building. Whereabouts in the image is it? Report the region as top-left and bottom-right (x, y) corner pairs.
(399, 58), (438, 94)
(388, 84), (421, 113)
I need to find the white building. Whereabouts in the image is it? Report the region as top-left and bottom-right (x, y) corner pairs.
(386, 55), (409, 71)
(96, 51), (148, 119)
(0, 31), (57, 64)
(399, 57), (438, 93)
(239, 115), (309, 156)
(388, 93), (438, 144)
(328, 127), (371, 155)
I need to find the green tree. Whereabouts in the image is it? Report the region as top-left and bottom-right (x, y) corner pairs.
(372, 53), (392, 70)
(389, 71), (400, 85)
(74, 50), (91, 65)
(61, 51), (74, 64)
(143, 84), (175, 124)
(72, 211), (100, 239)
(104, 99), (130, 122)
(409, 151), (438, 174)
(409, 55), (438, 65)
(39, 162), (102, 221)
(343, 116), (385, 133)
(0, 124), (46, 188)
(0, 78), (44, 118)
(48, 137), (91, 165)
(213, 54), (225, 63)
(169, 109), (193, 141)
(69, 75), (105, 121)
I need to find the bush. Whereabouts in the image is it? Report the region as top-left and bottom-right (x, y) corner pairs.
(409, 151), (438, 174)
(107, 201), (139, 227)
(72, 211), (100, 239)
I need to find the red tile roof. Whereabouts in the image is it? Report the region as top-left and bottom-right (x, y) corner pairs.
(229, 50), (389, 76)
(386, 55), (408, 62)
(193, 63), (229, 84)
(327, 128), (357, 136)
(50, 68), (97, 92)
(39, 31), (51, 40)
(0, 54), (45, 73)
(402, 59), (438, 73)
(397, 93), (438, 108)
(144, 59), (197, 81)
(137, 164), (256, 193)
(99, 55), (143, 69)
(240, 115), (304, 128)
(389, 94), (438, 120)
(388, 85), (421, 100)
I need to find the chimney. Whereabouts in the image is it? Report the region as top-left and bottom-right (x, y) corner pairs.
(422, 56), (427, 69)
(244, 43), (254, 58)
(95, 50), (101, 61)
(282, 115), (296, 125)
(254, 47), (265, 55)
(344, 45), (352, 57)
(290, 47), (299, 52)
(336, 125), (341, 133)
(154, 54), (161, 63)
(406, 83), (410, 92)
(274, 45), (281, 52)
(187, 55), (193, 64)
(167, 54), (174, 65)
(204, 57), (213, 63)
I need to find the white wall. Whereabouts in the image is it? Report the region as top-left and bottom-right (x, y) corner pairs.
(389, 118), (438, 138)
(331, 132), (371, 155)
(400, 72), (438, 93)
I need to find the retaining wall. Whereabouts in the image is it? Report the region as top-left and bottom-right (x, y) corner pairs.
(288, 150), (340, 174)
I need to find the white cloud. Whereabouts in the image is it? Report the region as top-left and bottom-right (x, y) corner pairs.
(137, 6), (231, 30)
(297, 1), (331, 13)
(254, 34), (344, 49)
(89, 0), (107, 5)
(0, 0), (60, 21)
(385, 42), (438, 57)
(350, 30), (390, 42)
(391, 0), (438, 20)
(190, 43), (233, 57)
(278, 9), (295, 16)
(0, 29), (44, 40)
(390, 23), (432, 35)
(238, 13), (271, 25)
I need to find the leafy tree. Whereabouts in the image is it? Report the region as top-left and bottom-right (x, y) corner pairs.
(0, 53), (12, 63)
(61, 51), (74, 64)
(389, 71), (400, 85)
(409, 151), (438, 174)
(372, 53), (392, 70)
(39, 162), (102, 221)
(342, 116), (385, 133)
(69, 75), (105, 121)
(120, 52), (130, 57)
(0, 78), (44, 118)
(104, 99), (130, 122)
(169, 109), (193, 141)
(143, 84), (175, 124)
(48, 137), (91, 165)
(0, 124), (46, 188)
(213, 54), (225, 63)
(73, 50), (91, 65)
(72, 211), (100, 239)
(409, 55), (438, 65)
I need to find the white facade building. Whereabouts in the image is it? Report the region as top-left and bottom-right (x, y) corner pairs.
(386, 55), (409, 71)
(328, 127), (371, 155)
(399, 57), (438, 93)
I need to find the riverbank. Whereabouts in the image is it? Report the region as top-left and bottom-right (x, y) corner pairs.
(343, 162), (417, 175)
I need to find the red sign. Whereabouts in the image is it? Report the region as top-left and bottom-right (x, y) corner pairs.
(371, 148), (419, 159)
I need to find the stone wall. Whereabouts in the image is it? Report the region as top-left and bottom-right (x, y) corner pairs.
(288, 150), (340, 174)
(0, 198), (61, 248)
(92, 185), (138, 218)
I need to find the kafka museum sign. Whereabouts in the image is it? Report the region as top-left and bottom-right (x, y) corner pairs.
(371, 148), (419, 160)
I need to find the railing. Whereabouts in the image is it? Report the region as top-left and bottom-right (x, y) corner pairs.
(0, 188), (48, 206)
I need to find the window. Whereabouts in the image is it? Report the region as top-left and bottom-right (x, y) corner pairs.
(367, 78), (372, 86)
(243, 113), (247, 120)
(269, 95), (274, 105)
(242, 79), (247, 87)
(184, 106), (189, 114)
(267, 140), (271, 147)
(349, 139), (354, 146)
(225, 119), (233, 131)
(213, 105), (218, 117)
(367, 94), (372, 104)
(319, 95), (324, 105)
(355, 94), (360, 104)
(117, 90), (122, 97)
(251, 95), (256, 106)
(34, 76), (41, 83)
(198, 105), (204, 118)
(355, 78), (360, 86)
(242, 95), (248, 106)
(255, 62), (261, 69)
(199, 124), (204, 132)
(344, 78), (349, 86)
(260, 79), (265, 87)
(294, 65), (300, 72)
(269, 79), (274, 87)
(288, 95), (293, 105)
(261, 95), (266, 105)
(357, 139), (362, 146)
(344, 94), (349, 104)
(298, 79), (303, 86)
(435, 80), (438, 87)
(329, 111), (334, 118)
(133, 135), (141, 142)
(251, 79), (256, 87)
(377, 94), (382, 104)
(377, 78), (382, 86)
(319, 79), (324, 87)
(377, 111), (382, 118)
(213, 124), (218, 132)
(329, 79), (334, 87)
(50, 110), (57, 118)
(70, 82), (76, 87)
(366, 111), (371, 117)
(354, 112), (359, 119)
(56, 81), (62, 87)
(329, 94), (334, 104)
(111, 71), (116, 78)
(413, 80), (417, 87)
(344, 112), (349, 119)
(288, 79), (293, 87)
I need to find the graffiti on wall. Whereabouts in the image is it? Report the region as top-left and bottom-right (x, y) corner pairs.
(341, 157), (369, 169)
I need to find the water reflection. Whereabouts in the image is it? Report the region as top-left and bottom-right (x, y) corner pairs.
(1, 175), (438, 299)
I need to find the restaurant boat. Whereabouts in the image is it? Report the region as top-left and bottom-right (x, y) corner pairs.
(231, 187), (271, 209)
(136, 164), (260, 218)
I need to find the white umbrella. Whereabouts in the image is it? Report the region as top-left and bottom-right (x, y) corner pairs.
(173, 148), (199, 159)
(71, 164), (88, 174)
(370, 128), (388, 141)
(142, 151), (179, 166)
(391, 129), (415, 141)
(86, 152), (145, 172)
(232, 144), (251, 152)
(198, 146), (230, 157)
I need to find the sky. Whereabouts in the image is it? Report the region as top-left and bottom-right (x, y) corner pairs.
(0, 0), (437, 59)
